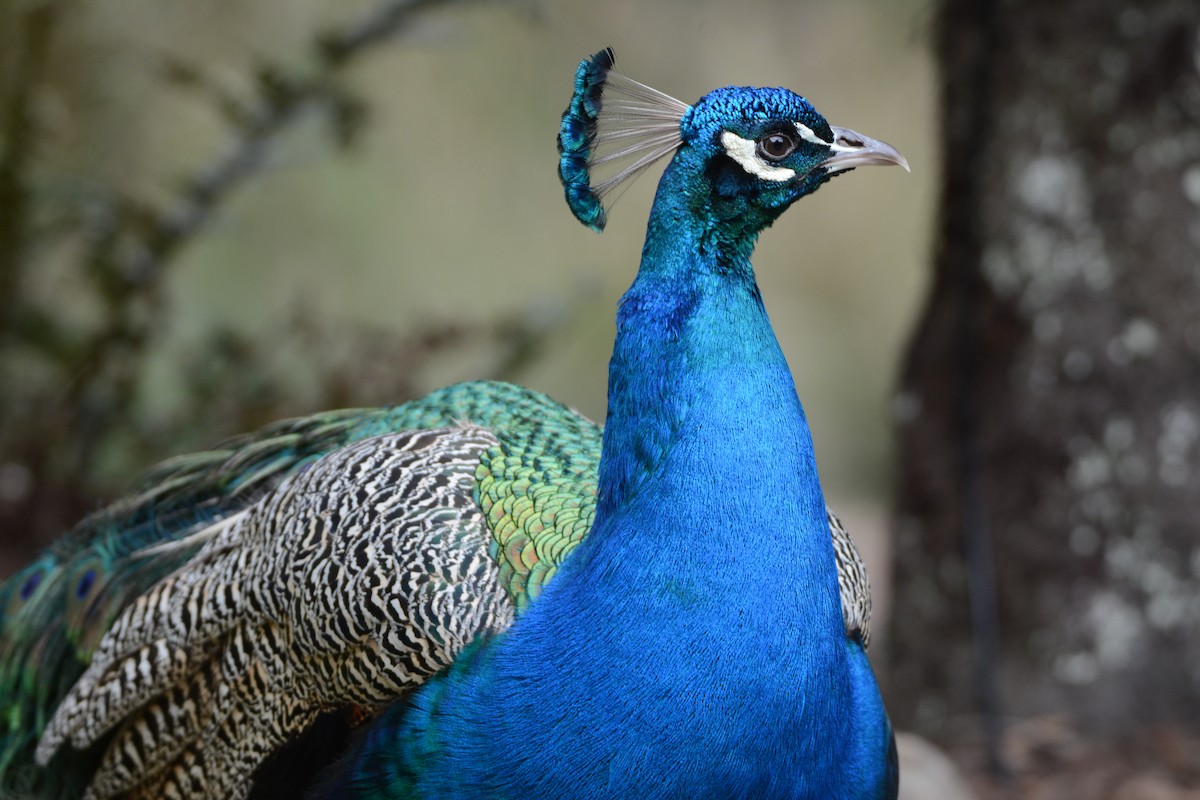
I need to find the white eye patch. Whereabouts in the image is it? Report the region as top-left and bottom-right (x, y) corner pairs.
(719, 131), (796, 182)
(794, 122), (832, 146)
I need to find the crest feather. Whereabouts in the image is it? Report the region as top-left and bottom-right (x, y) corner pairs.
(557, 48), (689, 232)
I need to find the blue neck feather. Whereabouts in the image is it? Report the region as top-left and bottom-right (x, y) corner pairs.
(596, 145), (791, 518)
(319, 148), (893, 800)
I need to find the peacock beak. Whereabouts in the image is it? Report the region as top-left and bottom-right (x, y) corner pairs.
(820, 126), (909, 173)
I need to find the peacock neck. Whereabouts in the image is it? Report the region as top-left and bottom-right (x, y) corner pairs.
(568, 148), (847, 689)
(596, 155), (817, 529)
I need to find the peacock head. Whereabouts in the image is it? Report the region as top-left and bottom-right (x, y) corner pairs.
(558, 47), (907, 234)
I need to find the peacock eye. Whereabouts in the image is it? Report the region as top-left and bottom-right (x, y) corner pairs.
(76, 569), (97, 599)
(757, 132), (796, 162)
(20, 570), (43, 600)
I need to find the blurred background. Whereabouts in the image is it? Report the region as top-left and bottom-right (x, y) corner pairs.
(2, 0), (1198, 797)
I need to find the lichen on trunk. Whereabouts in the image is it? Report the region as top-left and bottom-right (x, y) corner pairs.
(891, 0), (1200, 739)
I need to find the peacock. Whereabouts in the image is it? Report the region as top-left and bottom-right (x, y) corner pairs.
(0, 48), (907, 798)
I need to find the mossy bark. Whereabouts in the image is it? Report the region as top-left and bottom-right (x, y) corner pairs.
(890, 0), (1200, 737)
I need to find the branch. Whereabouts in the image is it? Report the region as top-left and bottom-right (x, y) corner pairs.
(319, 0), (457, 66)
(59, 0), (470, 442)
(92, 0), (466, 303)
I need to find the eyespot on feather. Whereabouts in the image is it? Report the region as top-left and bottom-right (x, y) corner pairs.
(74, 569), (96, 600)
(3, 557), (56, 622)
(62, 553), (111, 655)
(20, 570), (43, 601)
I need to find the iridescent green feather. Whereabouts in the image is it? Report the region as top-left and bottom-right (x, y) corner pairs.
(476, 421), (598, 612)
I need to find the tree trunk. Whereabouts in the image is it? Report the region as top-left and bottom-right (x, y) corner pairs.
(891, 0), (1200, 739)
